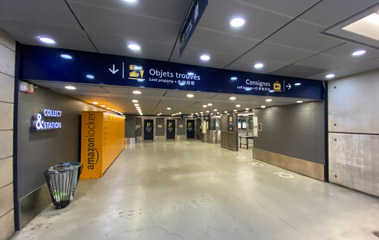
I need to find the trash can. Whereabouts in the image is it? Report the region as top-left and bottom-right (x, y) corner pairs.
(45, 164), (75, 209)
(61, 162), (82, 200)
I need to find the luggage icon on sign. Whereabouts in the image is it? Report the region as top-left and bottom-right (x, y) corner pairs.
(273, 81), (282, 92)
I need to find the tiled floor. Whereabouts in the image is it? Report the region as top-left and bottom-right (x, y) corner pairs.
(12, 141), (379, 240)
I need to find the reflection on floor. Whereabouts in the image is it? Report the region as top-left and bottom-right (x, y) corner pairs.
(12, 141), (379, 240)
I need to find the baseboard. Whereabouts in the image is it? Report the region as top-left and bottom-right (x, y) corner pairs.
(253, 148), (325, 181)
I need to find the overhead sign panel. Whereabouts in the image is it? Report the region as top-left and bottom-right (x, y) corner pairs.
(19, 45), (325, 100)
(179, 0), (208, 56)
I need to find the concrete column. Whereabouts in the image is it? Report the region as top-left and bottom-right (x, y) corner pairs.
(328, 69), (379, 197)
(0, 29), (15, 239)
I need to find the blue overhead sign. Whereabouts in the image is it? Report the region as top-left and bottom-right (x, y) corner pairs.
(19, 45), (325, 100)
(179, 0), (208, 56)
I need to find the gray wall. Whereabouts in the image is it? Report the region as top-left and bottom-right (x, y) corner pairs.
(155, 118), (164, 136)
(18, 86), (101, 198)
(328, 69), (379, 197)
(124, 115), (136, 138)
(135, 118), (142, 137)
(254, 102), (325, 164)
(177, 118), (185, 135)
(0, 29), (15, 239)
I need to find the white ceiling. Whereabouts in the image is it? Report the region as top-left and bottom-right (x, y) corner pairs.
(0, 0), (378, 80)
(30, 80), (316, 115)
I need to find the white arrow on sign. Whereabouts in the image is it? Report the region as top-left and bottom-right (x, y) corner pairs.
(286, 83), (292, 90)
(109, 64), (119, 74)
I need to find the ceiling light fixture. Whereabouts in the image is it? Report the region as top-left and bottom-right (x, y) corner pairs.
(132, 99), (138, 103)
(133, 90), (142, 95)
(230, 17), (245, 28)
(261, 105), (266, 109)
(203, 105), (207, 108)
(229, 96), (236, 101)
(245, 108), (249, 110)
(297, 101), (303, 103)
(187, 93), (194, 98)
(92, 102), (98, 105)
(294, 83), (301, 86)
(123, 0), (137, 3)
(230, 77), (238, 81)
(60, 54), (72, 60)
(167, 107), (171, 110)
(265, 99), (272, 102)
(200, 54), (210, 62)
(134, 104), (140, 107)
(100, 105), (105, 107)
(352, 50), (366, 56)
(38, 36), (56, 45)
(254, 62), (264, 69)
(86, 74), (95, 79)
(326, 73), (336, 79)
(213, 109), (217, 111)
(128, 43), (141, 51)
(65, 85), (76, 90)
(236, 104), (241, 107)
(224, 111), (228, 113)
(207, 103), (213, 106)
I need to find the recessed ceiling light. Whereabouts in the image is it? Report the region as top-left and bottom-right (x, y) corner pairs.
(352, 50), (366, 56)
(230, 17), (245, 28)
(261, 105), (266, 109)
(65, 85), (76, 90)
(179, 112), (182, 114)
(294, 83), (301, 86)
(269, 90), (275, 93)
(92, 102), (98, 105)
(254, 62), (264, 69)
(100, 105), (105, 107)
(297, 101), (303, 103)
(207, 103), (213, 106)
(200, 112), (203, 114)
(187, 93), (194, 98)
(133, 90), (142, 95)
(107, 107), (111, 110)
(86, 74), (95, 79)
(206, 110), (210, 113)
(128, 43), (141, 51)
(203, 105), (207, 108)
(123, 0), (137, 2)
(224, 111), (228, 113)
(38, 36), (55, 45)
(132, 99), (138, 103)
(200, 54), (210, 61)
(134, 104), (139, 107)
(234, 110), (237, 112)
(167, 107), (171, 110)
(265, 99), (272, 102)
(230, 77), (238, 81)
(213, 109), (217, 111)
(245, 108), (249, 110)
(229, 96), (236, 101)
(60, 54), (72, 60)
(326, 73), (336, 79)
(236, 104), (241, 107)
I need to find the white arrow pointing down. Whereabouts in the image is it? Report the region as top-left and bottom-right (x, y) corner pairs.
(109, 64), (119, 74)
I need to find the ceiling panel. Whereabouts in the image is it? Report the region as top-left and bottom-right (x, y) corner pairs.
(299, 0), (379, 27)
(198, 0), (291, 41)
(0, 0), (82, 31)
(307, 63), (379, 80)
(69, 2), (181, 44)
(68, 0), (192, 23)
(0, 22), (95, 52)
(164, 90), (218, 99)
(31, 80), (108, 93)
(185, 27), (260, 56)
(235, 0), (320, 17)
(295, 53), (360, 71)
(270, 64), (326, 78)
(321, 43), (379, 63)
(107, 96), (160, 115)
(268, 20), (344, 52)
(170, 45), (238, 69)
(103, 85), (167, 96)
(226, 56), (289, 74)
(89, 32), (174, 61)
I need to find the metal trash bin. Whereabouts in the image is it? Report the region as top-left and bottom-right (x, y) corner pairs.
(61, 162), (82, 200)
(45, 164), (75, 209)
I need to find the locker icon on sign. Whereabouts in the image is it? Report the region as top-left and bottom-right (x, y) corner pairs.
(273, 81), (282, 92)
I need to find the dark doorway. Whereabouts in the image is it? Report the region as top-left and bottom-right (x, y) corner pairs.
(166, 120), (175, 140)
(144, 119), (154, 140)
(187, 120), (195, 139)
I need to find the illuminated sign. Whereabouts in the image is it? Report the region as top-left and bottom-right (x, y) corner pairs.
(32, 109), (62, 131)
